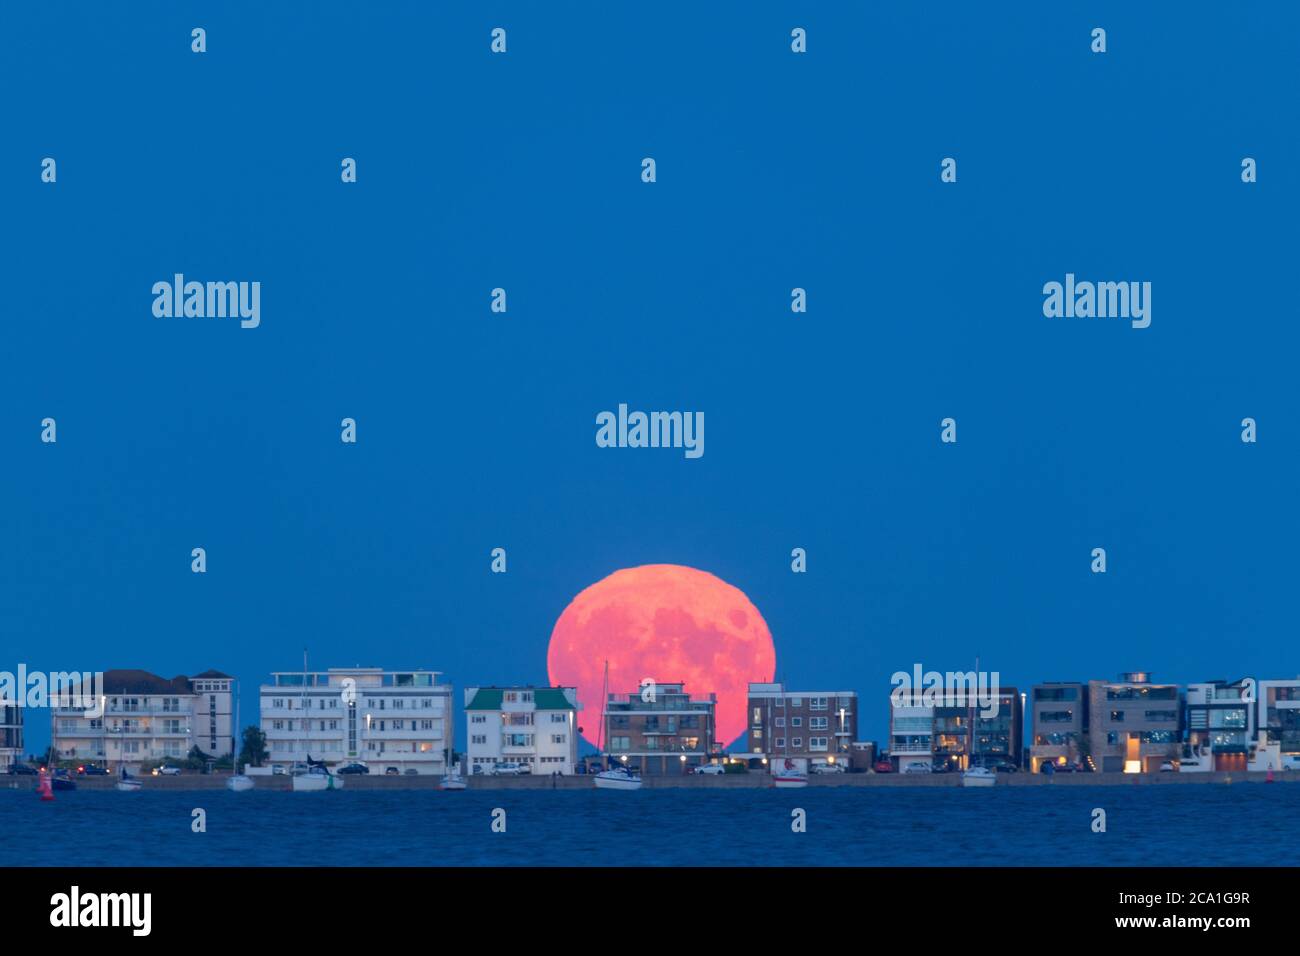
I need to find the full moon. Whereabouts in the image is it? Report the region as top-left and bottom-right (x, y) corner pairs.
(546, 564), (776, 749)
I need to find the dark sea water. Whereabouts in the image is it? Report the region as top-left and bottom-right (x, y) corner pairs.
(2, 784), (1296, 867)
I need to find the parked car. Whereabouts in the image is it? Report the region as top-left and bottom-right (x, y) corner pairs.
(991, 762), (1019, 774)
(403, 768), (419, 776)
(810, 763), (845, 774)
(873, 760), (894, 773)
(8, 763), (38, 776)
(271, 765), (287, 775)
(691, 763), (725, 775)
(490, 763), (529, 776)
(336, 763), (369, 775)
(384, 767), (400, 776)
(1159, 761), (1176, 772)
(153, 765), (182, 776)
(76, 764), (109, 776)
(904, 764), (932, 774)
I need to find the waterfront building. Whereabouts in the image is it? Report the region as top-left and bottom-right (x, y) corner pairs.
(604, 680), (715, 775)
(889, 682), (1022, 771)
(1251, 678), (1300, 772)
(0, 700), (22, 772)
(51, 669), (233, 769)
(745, 682), (858, 773)
(888, 689), (935, 773)
(464, 685), (580, 775)
(1087, 672), (1181, 773)
(1181, 679), (1254, 772)
(1029, 682), (1089, 772)
(260, 667), (452, 774)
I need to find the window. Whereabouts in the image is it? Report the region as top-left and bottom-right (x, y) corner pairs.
(791, 738), (803, 749)
(791, 717), (802, 728)
(809, 737), (828, 751)
(552, 734), (566, 744)
(471, 735), (486, 745)
(810, 697), (828, 711)
(610, 736), (630, 752)
(1040, 710), (1073, 723)
(551, 713), (567, 723)
(1110, 710), (1125, 722)
(775, 738), (785, 748)
(753, 707), (762, 723)
(775, 716), (785, 728)
(471, 714), (486, 724)
(810, 717), (828, 731)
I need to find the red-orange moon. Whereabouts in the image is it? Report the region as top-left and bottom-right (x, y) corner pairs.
(546, 564), (776, 749)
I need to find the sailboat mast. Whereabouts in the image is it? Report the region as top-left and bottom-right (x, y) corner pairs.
(301, 648), (308, 765)
(969, 655), (979, 770)
(232, 679), (239, 774)
(597, 660), (608, 756)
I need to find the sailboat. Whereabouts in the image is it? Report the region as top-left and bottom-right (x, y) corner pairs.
(440, 745), (466, 790)
(115, 763), (142, 792)
(226, 682), (255, 792)
(961, 656), (996, 788)
(290, 652), (343, 792)
(593, 661), (642, 791)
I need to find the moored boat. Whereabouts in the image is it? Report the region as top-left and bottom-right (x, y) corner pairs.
(772, 757), (808, 789)
(292, 766), (344, 792)
(225, 687), (255, 791)
(961, 766), (996, 787)
(115, 765), (141, 792)
(594, 766), (643, 790)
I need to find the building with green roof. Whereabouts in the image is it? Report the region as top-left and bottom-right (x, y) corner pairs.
(463, 686), (582, 776)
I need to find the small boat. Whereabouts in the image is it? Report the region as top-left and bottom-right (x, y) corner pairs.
(115, 765), (142, 792)
(292, 765), (344, 792)
(51, 770), (77, 792)
(594, 766), (643, 790)
(772, 758), (808, 789)
(961, 766), (996, 787)
(439, 772), (467, 791)
(225, 690), (255, 792)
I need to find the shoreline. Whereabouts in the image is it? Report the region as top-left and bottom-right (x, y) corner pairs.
(6, 770), (1292, 792)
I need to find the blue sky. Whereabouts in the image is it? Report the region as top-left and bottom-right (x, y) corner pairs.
(2, 3), (1297, 755)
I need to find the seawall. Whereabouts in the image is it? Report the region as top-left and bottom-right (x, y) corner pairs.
(8, 770), (1293, 792)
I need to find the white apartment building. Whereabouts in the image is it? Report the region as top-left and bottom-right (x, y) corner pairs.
(51, 669), (233, 768)
(1, 701), (22, 772)
(464, 686), (580, 775)
(261, 668), (453, 774)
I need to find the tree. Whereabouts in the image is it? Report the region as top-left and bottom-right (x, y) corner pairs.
(239, 726), (269, 768)
(185, 745), (211, 771)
